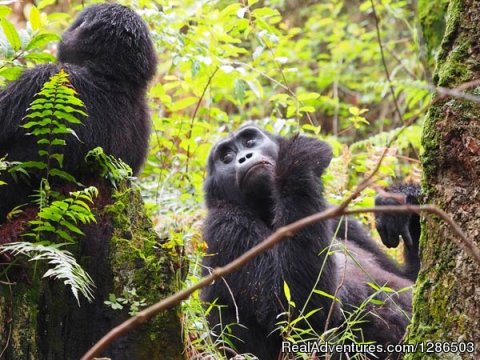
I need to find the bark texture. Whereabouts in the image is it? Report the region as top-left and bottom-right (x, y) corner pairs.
(0, 184), (184, 360)
(407, 0), (480, 358)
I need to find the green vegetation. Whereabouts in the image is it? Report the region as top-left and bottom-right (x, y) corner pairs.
(1, 0), (431, 357)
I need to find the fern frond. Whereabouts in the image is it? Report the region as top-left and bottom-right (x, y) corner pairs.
(25, 186), (98, 243)
(0, 241), (94, 305)
(350, 124), (422, 153)
(21, 69), (86, 183)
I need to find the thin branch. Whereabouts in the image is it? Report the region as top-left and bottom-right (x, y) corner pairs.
(430, 78), (480, 104)
(384, 47), (417, 80)
(345, 205), (480, 265)
(185, 67), (219, 173)
(370, 0), (404, 124)
(80, 203), (478, 360)
(226, 60), (289, 91)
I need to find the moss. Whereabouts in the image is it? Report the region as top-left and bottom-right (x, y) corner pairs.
(105, 184), (184, 359)
(436, 40), (471, 87)
(0, 279), (40, 360)
(417, 0), (449, 68)
(436, 0), (463, 61)
(0, 182), (184, 359)
(430, 0), (469, 87)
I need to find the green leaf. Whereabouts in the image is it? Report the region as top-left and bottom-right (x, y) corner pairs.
(0, 67), (23, 81)
(56, 229), (75, 242)
(23, 52), (56, 63)
(297, 92), (320, 101)
(169, 97), (198, 112)
(251, 7), (280, 18)
(220, 3), (241, 17)
(370, 298), (385, 306)
(37, 0), (56, 10)
(299, 106), (315, 113)
(49, 169), (76, 183)
(29, 6), (41, 30)
(283, 281), (291, 302)
(60, 220), (84, 235)
(26, 33), (61, 51)
(54, 111), (83, 124)
(1, 18), (21, 51)
(18, 161), (47, 170)
(234, 79), (246, 103)
(313, 289), (340, 302)
(0, 6), (12, 17)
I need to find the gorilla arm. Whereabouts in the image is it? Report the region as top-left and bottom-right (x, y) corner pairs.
(271, 135), (340, 329)
(375, 183), (421, 280)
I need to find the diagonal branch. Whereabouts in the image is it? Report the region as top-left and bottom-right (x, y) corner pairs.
(80, 202), (478, 360)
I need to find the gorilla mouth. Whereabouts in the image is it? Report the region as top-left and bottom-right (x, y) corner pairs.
(241, 161), (273, 186)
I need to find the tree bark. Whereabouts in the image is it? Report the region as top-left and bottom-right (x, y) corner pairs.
(0, 183), (185, 360)
(407, 0), (480, 358)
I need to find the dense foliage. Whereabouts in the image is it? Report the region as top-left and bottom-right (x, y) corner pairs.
(1, 0), (429, 356)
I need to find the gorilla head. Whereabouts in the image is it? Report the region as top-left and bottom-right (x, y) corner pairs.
(58, 3), (157, 85)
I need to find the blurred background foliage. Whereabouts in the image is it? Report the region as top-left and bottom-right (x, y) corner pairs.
(1, 0), (429, 355)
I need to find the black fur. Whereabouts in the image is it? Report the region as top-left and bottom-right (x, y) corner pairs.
(0, 3), (156, 221)
(201, 126), (412, 360)
(375, 183), (421, 281)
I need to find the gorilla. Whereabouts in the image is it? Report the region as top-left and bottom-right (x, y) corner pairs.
(201, 126), (413, 360)
(0, 3), (156, 221)
(375, 183), (422, 281)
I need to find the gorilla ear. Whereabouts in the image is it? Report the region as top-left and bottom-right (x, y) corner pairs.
(298, 136), (332, 176)
(317, 140), (333, 175)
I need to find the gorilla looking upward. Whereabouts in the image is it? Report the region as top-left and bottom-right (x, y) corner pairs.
(0, 3), (156, 221)
(202, 126), (413, 360)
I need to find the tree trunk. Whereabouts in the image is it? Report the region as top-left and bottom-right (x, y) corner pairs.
(0, 183), (185, 360)
(407, 0), (480, 358)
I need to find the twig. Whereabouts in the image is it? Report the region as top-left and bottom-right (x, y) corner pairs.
(430, 78), (480, 104)
(384, 47), (417, 80)
(80, 202), (477, 360)
(185, 67), (219, 173)
(344, 205), (480, 265)
(370, 0), (404, 124)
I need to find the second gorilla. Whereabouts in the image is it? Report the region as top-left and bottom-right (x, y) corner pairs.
(202, 126), (413, 360)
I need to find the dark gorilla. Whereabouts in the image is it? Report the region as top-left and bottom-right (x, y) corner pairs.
(375, 183), (422, 280)
(0, 3), (156, 221)
(201, 126), (413, 360)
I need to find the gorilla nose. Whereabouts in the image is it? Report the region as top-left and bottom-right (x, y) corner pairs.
(238, 152), (253, 164)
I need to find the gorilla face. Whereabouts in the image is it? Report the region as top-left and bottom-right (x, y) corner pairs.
(205, 126), (279, 221)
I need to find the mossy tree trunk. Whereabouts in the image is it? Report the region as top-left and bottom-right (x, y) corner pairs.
(0, 184), (185, 360)
(407, 1), (480, 358)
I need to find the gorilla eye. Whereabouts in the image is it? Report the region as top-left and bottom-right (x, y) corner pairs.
(222, 152), (234, 164)
(246, 139), (255, 148)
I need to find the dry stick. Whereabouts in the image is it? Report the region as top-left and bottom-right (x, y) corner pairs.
(80, 203), (478, 360)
